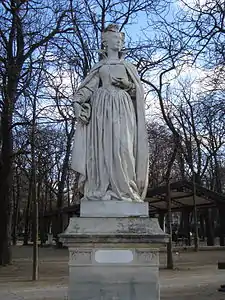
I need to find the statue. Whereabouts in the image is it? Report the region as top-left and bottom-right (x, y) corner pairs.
(71, 24), (148, 202)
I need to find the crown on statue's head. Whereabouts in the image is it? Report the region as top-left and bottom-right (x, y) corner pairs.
(104, 24), (120, 33)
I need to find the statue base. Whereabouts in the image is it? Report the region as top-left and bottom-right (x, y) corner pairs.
(80, 199), (149, 217)
(59, 201), (168, 300)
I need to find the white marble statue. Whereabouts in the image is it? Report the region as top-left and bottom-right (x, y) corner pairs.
(71, 24), (148, 202)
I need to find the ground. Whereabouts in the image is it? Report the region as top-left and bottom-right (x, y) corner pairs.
(0, 246), (225, 299)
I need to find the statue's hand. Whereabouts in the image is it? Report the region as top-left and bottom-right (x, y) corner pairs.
(74, 102), (91, 125)
(79, 103), (91, 125)
(111, 77), (132, 90)
(73, 102), (82, 118)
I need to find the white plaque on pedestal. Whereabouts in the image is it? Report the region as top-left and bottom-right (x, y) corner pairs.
(95, 249), (133, 264)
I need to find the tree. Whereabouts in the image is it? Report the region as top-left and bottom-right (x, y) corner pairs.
(177, 0), (225, 66)
(0, 0), (72, 265)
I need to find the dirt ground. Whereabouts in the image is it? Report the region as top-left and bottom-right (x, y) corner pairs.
(0, 246), (225, 299)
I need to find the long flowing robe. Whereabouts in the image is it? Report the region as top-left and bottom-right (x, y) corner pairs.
(71, 59), (148, 201)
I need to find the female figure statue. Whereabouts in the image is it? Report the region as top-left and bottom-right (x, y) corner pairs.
(71, 24), (148, 202)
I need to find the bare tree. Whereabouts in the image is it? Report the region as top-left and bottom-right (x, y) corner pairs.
(0, 0), (72, 265)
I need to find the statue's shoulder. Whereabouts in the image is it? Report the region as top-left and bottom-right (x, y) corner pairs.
(89, 60), (106, 73)
(123, 60), (138, 71)
(123, 61), (140, 78)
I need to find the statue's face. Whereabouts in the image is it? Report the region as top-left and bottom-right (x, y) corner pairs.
(106, 32), (123, 51)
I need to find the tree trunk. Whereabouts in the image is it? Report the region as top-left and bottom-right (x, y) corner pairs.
(23, 179), (32, 245)
(186, 211), (191, 246)
(192, 176), (199, 251)
(39, 182), (46, 246)
(12, 181), (17, 246)
(166, 182), (173, 269)
(12, 173), (20, 246)
(56, 141), (72, 247)
(205, 209), (215, 246)
(199, 213), (205, 240)
(0, 181), (12, 265)
(219, 205), (225, 246)
(0, 108), (13, 265)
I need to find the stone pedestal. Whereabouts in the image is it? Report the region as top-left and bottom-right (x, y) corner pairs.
(59, 201), (168, 300)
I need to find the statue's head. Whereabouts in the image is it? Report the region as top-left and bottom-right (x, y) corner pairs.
(102, 24), (125, 52)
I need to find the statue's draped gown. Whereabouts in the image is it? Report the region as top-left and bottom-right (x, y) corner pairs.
(72, 60), (148, 202)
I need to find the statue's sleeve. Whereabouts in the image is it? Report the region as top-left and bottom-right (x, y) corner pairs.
(127, 76), (136, 99)
(126, 62), (144, 100)
(126, 68), (136, 99)
(74, 71), (100, 104)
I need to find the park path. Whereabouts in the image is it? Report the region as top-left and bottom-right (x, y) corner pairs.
(0, 267), (224, 300)
(1, 247), (225, 299)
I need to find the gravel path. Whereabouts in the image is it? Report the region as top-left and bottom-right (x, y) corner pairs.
(0, 267), (224, 299)
(0, 246), (225, 299)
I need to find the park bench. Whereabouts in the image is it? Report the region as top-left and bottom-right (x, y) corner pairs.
(218, 262), (225, 292)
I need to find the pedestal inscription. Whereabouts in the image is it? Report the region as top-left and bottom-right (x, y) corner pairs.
(95, 249), (133, 264)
